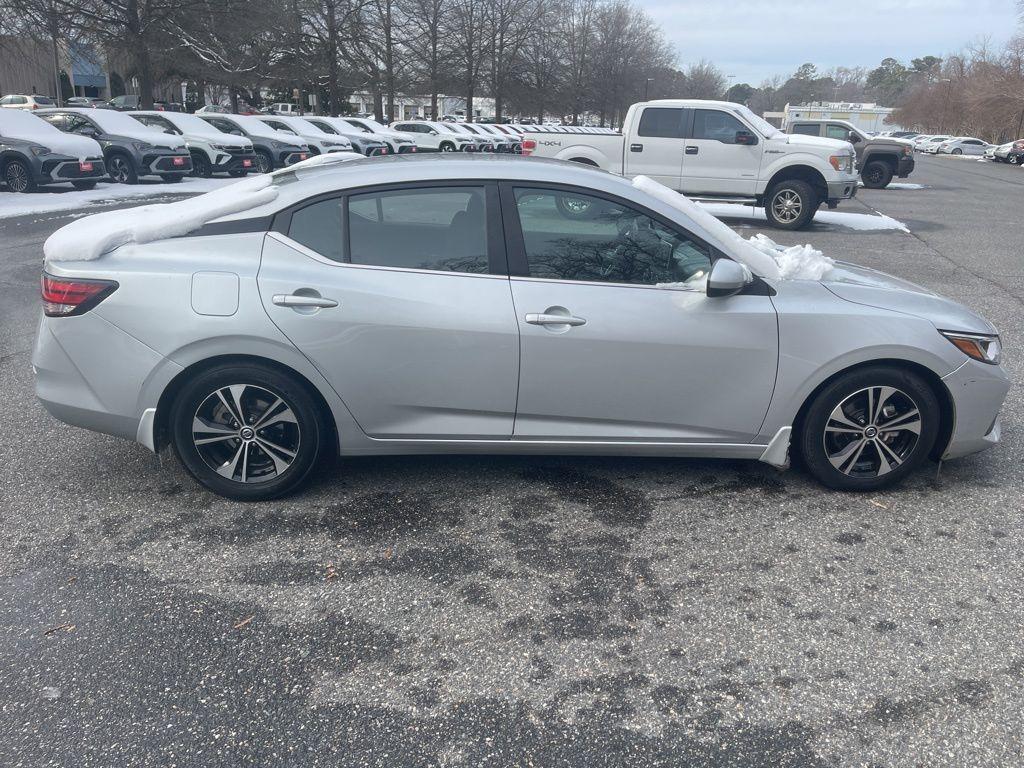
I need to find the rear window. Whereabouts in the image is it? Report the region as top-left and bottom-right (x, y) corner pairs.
(33, 96), (55, 105)
(637, 108), (685, 139)
(790, 124), (819, 136)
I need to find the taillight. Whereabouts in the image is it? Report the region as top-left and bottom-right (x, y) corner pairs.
(522, 139), (536, 156)
(41, 273), (118, 317)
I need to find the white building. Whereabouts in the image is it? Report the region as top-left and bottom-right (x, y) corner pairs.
(765, 102), (901, 133)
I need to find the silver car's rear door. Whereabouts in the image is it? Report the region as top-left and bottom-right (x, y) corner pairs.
(258, 182), (519, 439)
(502, 183), (778, 443)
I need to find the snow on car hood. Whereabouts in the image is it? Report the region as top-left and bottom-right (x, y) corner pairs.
(75, 110), (187, 149)
(632, 176), (835, 280)
(824, 263), (997, 335)
(43, 153), (362, 263)
(0, 109), (100, 160)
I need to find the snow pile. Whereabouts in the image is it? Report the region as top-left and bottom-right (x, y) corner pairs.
(633, 176), (837, 280)
(44, 174), (278, 262)
(0, 108), (100, 161)
(746, 233), (834, 280)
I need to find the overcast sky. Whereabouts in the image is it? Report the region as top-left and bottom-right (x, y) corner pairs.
(641, 0), (1019, 85)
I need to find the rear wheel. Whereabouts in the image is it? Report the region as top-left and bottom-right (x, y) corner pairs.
(170, 363), (326, 501)
(71, 180), (97, 190)
(107, 154), (138, 184)
(4, 158), (35, 193)
(951, 148), (962, 155)
(799, 366), (939, 491)
(764, 179), (818, 230)
(861, 160), (893, 189)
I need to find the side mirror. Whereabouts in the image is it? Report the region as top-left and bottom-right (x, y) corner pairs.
(735, 131), (757, 146)
(847, 132), (860, 144)
(706, 259), (751, 298)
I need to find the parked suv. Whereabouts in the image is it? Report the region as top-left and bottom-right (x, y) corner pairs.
(299, 117), (390, 156)
(1, 94), (57, 110)
(390, 120), (476, 152)
(197, 114), (309, 173)
(37, 107), (192, 183)
(255, 115), (355, 156)
(994, 139), (1024, 164)
(336, 117), (417, 154)
(787, 118), (914, 189)
(129, 111), (257, 177)
(0, 109), (106, 192)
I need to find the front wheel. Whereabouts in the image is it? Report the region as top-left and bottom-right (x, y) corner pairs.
(191, 153), (212, 178)
(861, 160), (893, 189)
(4, 158), (36, 193)
(1009, 155), (1021, 165)
(764, 180), (818, 230)
(254, 150), (274, 173)
(107, 154), (138, 184)
(170, 364), (326, 500)
(439, 141), (456, 152)
(798, 366), (940, 491)
(951, 148), (962, 155)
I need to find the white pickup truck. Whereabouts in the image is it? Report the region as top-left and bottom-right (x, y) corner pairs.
(521, 99), (859, 229)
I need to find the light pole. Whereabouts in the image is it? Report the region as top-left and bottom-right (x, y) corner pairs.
(644, 78), (654, 101)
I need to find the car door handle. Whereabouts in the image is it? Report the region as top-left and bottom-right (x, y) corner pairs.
(685, 146), (699, 155)
(525, 313), (586, 327)
(630, 143), (643, 152)
(272, 294), (338, 308)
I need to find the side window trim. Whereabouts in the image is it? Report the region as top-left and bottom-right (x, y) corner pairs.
(498, 180), (720, 287)
(272, 180), (510, 277)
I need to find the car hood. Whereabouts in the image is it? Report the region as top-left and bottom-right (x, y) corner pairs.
(110, 129), (185, 150)
(823, 262), (997, 335)
(33, 131), (102, 159)
(189, 131), (250, 147)
(781, 133), (851, 152)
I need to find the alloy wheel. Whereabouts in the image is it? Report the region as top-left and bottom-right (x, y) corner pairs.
(191, 384), (301, 484)
(255, 152), (273, 173)
(771, 189), (802, 223)
(110, 157), (130, 183)
(5, 162), (29, 193)
(823, 386), (922, 478)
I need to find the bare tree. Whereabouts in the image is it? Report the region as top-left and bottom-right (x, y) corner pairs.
(405, 0), (450, 118)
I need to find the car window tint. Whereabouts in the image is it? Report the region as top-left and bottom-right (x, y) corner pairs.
(637, 108), (685, 138)
(289, 198), (345, 263)
(345, 187), (488, 273)
(513, 188), (712, 288)
(790, 124), (819, 136)
(692, 109), (746, 143)
(825, 124), (849, 140)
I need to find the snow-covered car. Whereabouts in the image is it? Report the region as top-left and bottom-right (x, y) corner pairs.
(335, 117), (417, 154)
(937, 137), (992, 156)
(34, 155), (1009, 500)
(458, 122), (514, 152)
(195, 105), (230, 114)
(197, 114), (310, 173)
(0, 108), (107, 192)
(390, 120), (476, 152)
(255, 115), (354, 156)
(36, 107), (192, 183)
(129, 111), (258, 178)
(67, 96), (111, 109)
(286, 116), (389, 157)
(1, 93), (57, 111)
(444, 123), (493, 151)
(474, 123), (522, 153)
(993, 139), (1024, 164)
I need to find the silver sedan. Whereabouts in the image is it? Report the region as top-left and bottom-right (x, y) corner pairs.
(34, 156), (1009, 500)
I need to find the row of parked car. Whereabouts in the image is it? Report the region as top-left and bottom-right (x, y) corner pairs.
(0, 106), (581, 193)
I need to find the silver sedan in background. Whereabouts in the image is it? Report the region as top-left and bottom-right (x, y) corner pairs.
(33, 156), (1008, 500)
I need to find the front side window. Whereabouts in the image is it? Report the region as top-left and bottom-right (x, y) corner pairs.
(40, 113), (67, 130)
(637, 108), (685, 139)
(289, 186), (489, 274)
(825, 124), (850, 141)
(66, 115), (97, 134)
(790, 123), (819, 136)
(513, 188), (712, 288)
(692, 109), (747, 144)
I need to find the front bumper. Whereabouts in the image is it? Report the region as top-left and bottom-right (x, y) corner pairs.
(395, 144), (417, 154)
(36, 155), (107, 185)
(143, 151), (192, 176)
(213, 149), (258, 174)
(826, 177), (858, 202)
(279, 150), (309, 166)
(897, 155), (915, 177)
(940, 358), (1010, 460)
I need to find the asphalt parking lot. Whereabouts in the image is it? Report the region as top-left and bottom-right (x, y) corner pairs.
(1, 155), (1022, 767)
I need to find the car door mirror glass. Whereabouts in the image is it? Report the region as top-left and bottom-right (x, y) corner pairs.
(734, 131), (757, 145)
(847, 132), (860, 143)
(706, 259), (751, 298)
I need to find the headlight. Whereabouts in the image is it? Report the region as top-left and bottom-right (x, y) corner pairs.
(828, 154), (854, 172)
(30, 145), (52, 157)
(940, 331), (1001, 365)
(271, 140), (287, 149)
(213, 144), (236, 151)
(132, 141), (153, 151)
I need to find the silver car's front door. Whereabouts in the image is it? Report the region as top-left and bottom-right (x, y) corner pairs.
(505, 185), (778, 442)
(258, 184), (519, 439)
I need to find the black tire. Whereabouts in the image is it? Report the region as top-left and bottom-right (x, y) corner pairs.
(71, 180), (97, 190)
(107, 153), (138, 184)
(4, 158), (36, 193)
(170, 363), (327, 501)
(439, 141), (456, 152)
(569, 157), (599, 167)
(191, 152), (212, 178)
(798, 366), (940, 491)
(764, 179), (818, 230)
(861, 160), (893, 189)
(254, 149), (274, 173)
(160, 174), (183, 183)
(1009, 155), (1021, 166)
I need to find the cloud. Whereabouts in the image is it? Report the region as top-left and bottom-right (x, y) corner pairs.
(640, 0), (1018, 86)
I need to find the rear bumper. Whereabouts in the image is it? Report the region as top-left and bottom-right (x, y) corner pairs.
(940, 359), (1010, 460)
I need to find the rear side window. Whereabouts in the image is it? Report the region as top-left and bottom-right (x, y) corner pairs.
(790, 123), (819, 136)
(288, 186), (489, 274)
(512, 188), (711, 288)
(637, 108), (685, 139)
(692, 109), (747, 143)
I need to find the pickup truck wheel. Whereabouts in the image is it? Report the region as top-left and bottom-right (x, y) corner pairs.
(764, 180), (817, 230)
(861, 160), (893, 189)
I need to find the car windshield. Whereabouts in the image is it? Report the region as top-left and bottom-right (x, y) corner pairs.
(733, 105), (781, 138)
(344, 119), (374, 133)
(161, 113), (223, 134)
(83, 109), (160, 134)
(224, 114), (295, 139)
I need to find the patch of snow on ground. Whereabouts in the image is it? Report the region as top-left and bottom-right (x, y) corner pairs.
(697, 202), (909, 233)
(858, 181), (926, 190)
(0, 177), (236, 219)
